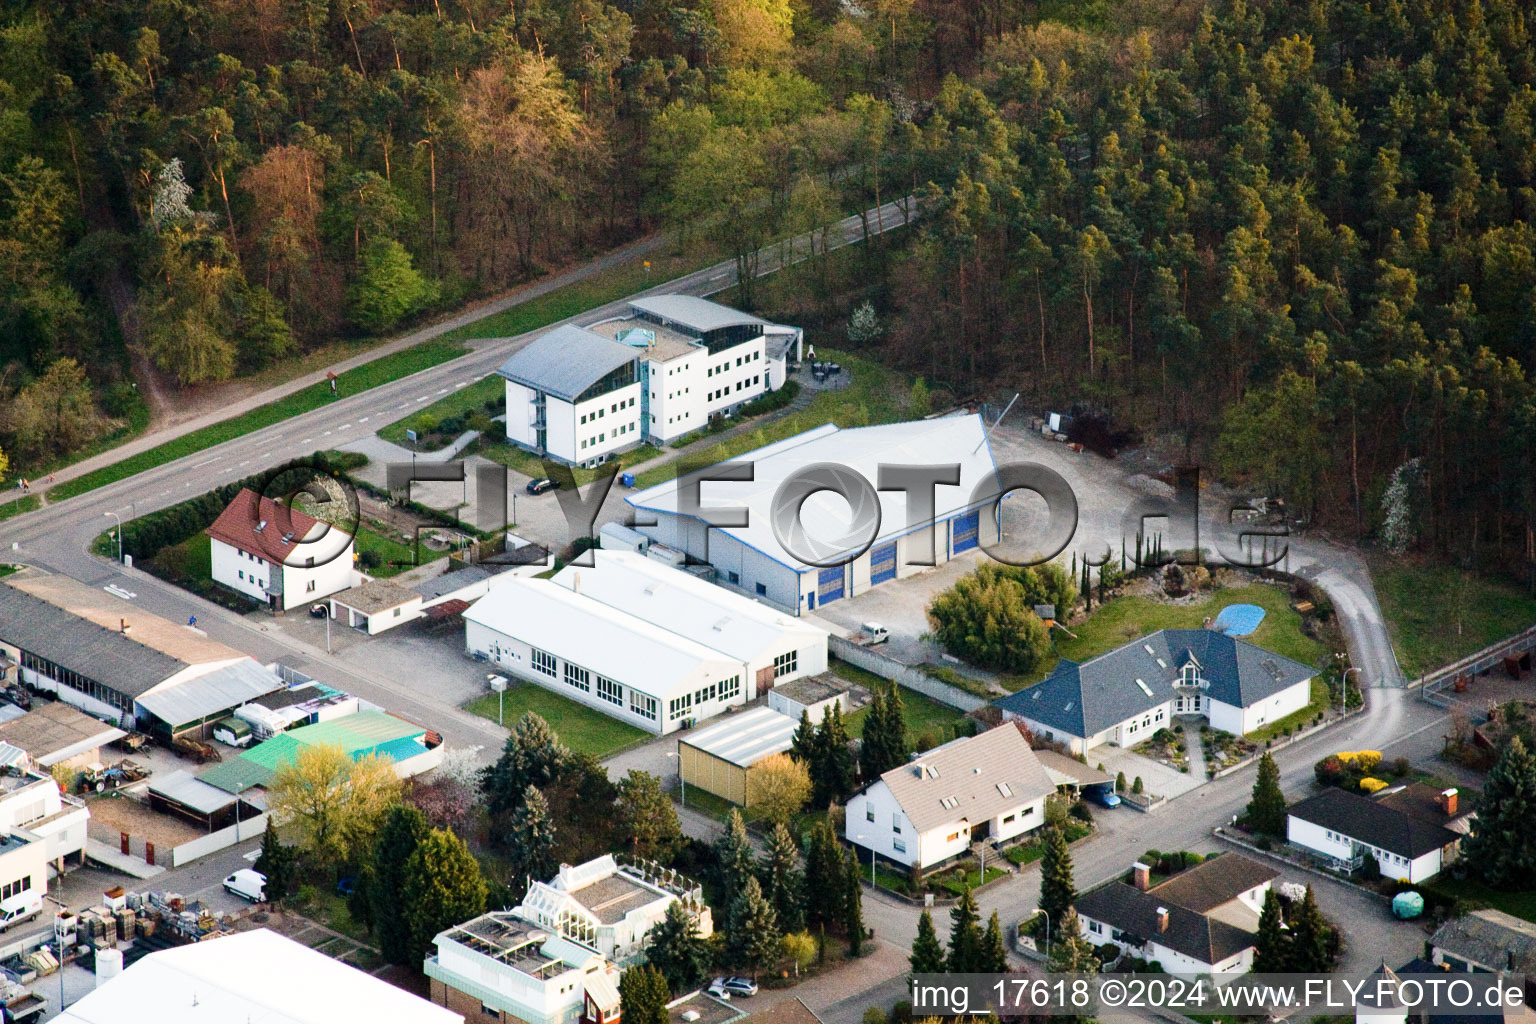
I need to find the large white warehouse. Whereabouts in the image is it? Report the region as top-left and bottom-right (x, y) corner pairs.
(626, 415), (1001, 615)
(464, 551), (828, 734)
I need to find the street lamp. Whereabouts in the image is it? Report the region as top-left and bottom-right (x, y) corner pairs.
(103, 511), (123, 563)
(1034, 909), (1051, 958)
(665, 750), (685, 805)
(489, 675), (508, 725)
(855, 835), (875, 884)
(1335, 653), (1361, 718)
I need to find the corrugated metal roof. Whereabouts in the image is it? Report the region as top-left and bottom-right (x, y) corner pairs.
(149, 769), (239, 815)
(0, 583), (188, 699)
(628, 295), (765, 333)
(199, 709), (427, 792)
(136, 660), (285, 729)
(496, 325), (637, 402)
(681, 707), (799, 767)
(0, 702), (126, 765)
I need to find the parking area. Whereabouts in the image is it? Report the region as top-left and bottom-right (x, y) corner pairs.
(1089, 744), (1205, 800)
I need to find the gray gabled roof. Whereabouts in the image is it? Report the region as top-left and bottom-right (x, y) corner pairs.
(875, 725), (1055, 834)
(629, 295), (764, 333)
(135, 659), (285, 729)
(1075, 880), (1259, 967)
(0, 583), (188, 699)
(994, 629), (1315, 739)
(1287, 787), (1461, 859)
(496, 325), (637, 402)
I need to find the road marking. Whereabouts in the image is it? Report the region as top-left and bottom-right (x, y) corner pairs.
(238, 460), (250, 467)
(454, 381), (468, 389)
(415, 396), (429, 403)
(322, 430), (333, 436)
(339, 422), (351, 429)
(436, 388), (449, 394)
(189, 456), (221, 468)
(358, 417), (370, 423)
(256, 451), (272, 459)
(302, 438), (312, 444)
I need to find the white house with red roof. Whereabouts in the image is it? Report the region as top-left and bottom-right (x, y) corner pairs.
(206, 489), (356, 611)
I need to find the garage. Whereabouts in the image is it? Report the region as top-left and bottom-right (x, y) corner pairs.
(816, 565), (844, 605)
(952, 510), (980, 553)
(870, 542), (897, 585)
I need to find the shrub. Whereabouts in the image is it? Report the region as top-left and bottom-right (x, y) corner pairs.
(1359, 777), (1389, 794)
(1069, 801), (1094, 824)
(358, 548), (384, 570)
(1132, 776), (1144, 794)
(1391, 756), (1412, 778)
(1116, 771), (1127, 793)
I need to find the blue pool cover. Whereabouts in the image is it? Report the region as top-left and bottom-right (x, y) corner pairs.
(1213, 604), (1266, 637)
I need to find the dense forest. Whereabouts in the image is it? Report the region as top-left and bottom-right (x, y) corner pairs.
(2, 0), (1534, 572)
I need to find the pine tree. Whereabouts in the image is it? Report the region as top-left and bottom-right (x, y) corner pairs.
(804, 820), (847, 932)
(484, 712), (569, 818)
(1287, 885), (1333, 972)
(645, 901), (711, 994)
(860, 685), (908, 782)
(506, 784), (559, 890)
(618, 770), (683, 860)
(727, 876), (782, 973)
(910, 909), (946, 975)
(1252, 888), (1288, 972)
(760, 823), (805, 933)
(811, 705), (856, 807)
(791, 709), (817, 763)
(715, 809), (756, 922)
(844, 851), (865, 955)
(254, 818), (295, 903)
(367, 804), (430, 965)
(401, 829), (488, 964)
(1464, 736), (1536, 885)
(1038, 826), (1076, 927)
(620, 965), (671, 1024)
(1246, 752), (1287, 835)
(946, 883), (984, 973)
(983, 911), (1009, 973)
(1046, 910), (1099, 973)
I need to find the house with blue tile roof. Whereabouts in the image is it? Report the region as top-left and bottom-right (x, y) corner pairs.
(993, 629), (1316, 754)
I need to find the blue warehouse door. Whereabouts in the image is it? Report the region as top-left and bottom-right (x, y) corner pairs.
(817, 565), (845, 605)
(870, 542), (897, 585)
(952, 510), (980, 553)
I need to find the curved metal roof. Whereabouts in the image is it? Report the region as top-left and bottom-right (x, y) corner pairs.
(496, 325), (638, 402)
(628, 295), (765, 333)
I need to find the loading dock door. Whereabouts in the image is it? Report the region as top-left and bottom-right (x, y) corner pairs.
(952, 510), (980, 553)
(817, 565), (845, 604)
(870, 542), (897, 585)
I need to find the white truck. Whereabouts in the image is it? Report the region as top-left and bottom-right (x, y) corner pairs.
(851, 622), (890, 646)
(0, 892), (43, 932)
(222, 869), (267, 903)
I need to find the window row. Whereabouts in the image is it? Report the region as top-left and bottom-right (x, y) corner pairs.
(18, 652), (130, 711)
(0, 875), (30, 900)
(773, 650), (798, 678)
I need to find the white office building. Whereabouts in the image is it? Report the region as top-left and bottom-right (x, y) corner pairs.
(627, 415), (1001, 615)
(497, 295), (799, 467)
(464, 552), (827, 735)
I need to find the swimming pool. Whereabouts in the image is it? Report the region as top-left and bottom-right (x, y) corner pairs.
(1212, 603), (1266, 637)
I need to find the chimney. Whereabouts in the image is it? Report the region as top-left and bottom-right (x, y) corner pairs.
(1441, 788), (1459, 816)
(1155, 907), (1169, 933)
(573, 572), (581, 595)
(1133, 862), (1151, 891)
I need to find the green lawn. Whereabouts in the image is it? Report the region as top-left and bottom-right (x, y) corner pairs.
(1369, 557), (1536, 677)
(478, 440), (663, 487)
(842, 685), (967, 746)
(0, 564), (18, 578)
(0, 494), (40, 521)
(377, 375), (504, 447)
(353, 526), (438, 578)
(1010, 583), (1329, 691)
(464, 684), (650, 758)
(629, 348), (913, 490)
(1429, 876), (1536, 923)
(149, 533), (213, 580)
(50, 340), (468, 502)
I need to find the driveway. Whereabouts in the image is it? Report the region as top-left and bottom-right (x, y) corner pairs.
(1093, 745), (1203, 800)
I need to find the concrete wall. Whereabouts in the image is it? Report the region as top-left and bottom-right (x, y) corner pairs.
(825, 638), (985, 711)
(170, 811), (270, 867)
(1235, 678), (1312, 733)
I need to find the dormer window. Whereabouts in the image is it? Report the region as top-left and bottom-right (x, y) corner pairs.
(1181, 664), (1199, 686)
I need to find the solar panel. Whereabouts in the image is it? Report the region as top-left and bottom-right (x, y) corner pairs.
(1261, 658), (1282, 680)
(1135, 678), (1155, 697)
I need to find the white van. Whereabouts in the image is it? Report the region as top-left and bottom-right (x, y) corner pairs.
(0, 892), (43, 932)
(222, 869), (267, 903)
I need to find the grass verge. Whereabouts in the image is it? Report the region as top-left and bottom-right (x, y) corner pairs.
(478, 440), (663, 487)
(1369, 556), (1536, 678)
(50, 340), (467, 502)
(0, 495), (41, 521)
(464, 684), (650, 758)
(377, 376), (504, 447)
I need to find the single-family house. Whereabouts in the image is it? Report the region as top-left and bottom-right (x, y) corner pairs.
(206, 488), (355, 611)
(995, 629), (1315, 754)
(1287, 783), (1468, 883)
(1074, 854), (1280, 975)
(845, 725), (1055, 872)
(514, 855), (711, 963)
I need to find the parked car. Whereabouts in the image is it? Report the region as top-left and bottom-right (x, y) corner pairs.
(1087, 787), (1122, 809)
(309, 603), (329, 618)
(223, 869), (267, 903)
(0, 893), (42, 933)
(704, 980), (732, 1001)
(721, 977), (758, 997)
(526, 477), (560, 495)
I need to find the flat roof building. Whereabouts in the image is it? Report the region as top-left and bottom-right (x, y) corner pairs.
(198, 709), (441, 794)
(515, 855), (712, 963)
(678, 707), (800, 806)
(0, 702), (126, 772)
(465, 553), (828, 736)
(627, 415), (1001, 615)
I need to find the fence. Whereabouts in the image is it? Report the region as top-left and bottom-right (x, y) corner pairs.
(1421, 623), (1536, 710)
(828, 637), (986, 711)
(170, 812), (270, 867)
